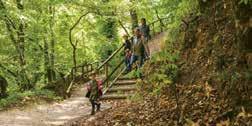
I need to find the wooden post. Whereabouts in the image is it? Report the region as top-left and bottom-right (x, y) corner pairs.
(152, 23), (155, 36)
(96, 62), (99, 68)
(81, 66), (84, 78)
(71, 69), (74, 81)
(105, 63), (109, 87)
(160, 20), (163, 32)
(85, 65), (88, 73)
(96, 62), (100, 75)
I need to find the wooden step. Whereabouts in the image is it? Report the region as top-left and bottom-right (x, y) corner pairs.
(114, 80), (136, 85)
(100, 94), (133, 100)
(105, 91), (136, 97)
(107, 85), (137, 93)
(117, 77), (137, 80)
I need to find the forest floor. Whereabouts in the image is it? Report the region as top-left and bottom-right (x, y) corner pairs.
(0, 83), (111, 126)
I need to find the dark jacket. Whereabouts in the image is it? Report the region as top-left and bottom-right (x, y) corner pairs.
(124, 39), (132, 51)
(139, 24), (151, 39)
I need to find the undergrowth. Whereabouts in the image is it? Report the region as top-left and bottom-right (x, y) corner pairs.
(0, 89), (61, 110)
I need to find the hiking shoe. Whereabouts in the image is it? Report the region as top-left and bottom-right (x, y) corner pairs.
(91, 110), (95, 115)
(97, 103), (101, 112)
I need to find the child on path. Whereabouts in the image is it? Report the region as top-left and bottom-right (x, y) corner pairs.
(86, 70), (102, 115)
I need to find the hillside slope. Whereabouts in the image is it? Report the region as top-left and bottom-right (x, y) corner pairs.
(76, 1), (252, 126)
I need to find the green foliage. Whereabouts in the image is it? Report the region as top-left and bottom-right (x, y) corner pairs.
(123, 69), (142, 78)
(0, 89), (60, 110)
(239, 0), (252, 5)
(0, 0), (200, 106)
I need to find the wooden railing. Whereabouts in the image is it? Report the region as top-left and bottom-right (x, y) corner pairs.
(59, 16), (170, 97)
(71, 61), (100, 80)
(44, 61), (100, 98)
(66, 61), (100, 93)
(98, 17), (170, 95)
(96, 44), (126, 94)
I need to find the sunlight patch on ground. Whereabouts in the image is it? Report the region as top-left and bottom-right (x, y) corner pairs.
(16, 116), (32, 120)
(45, 120), (65, 125)
(56, 115), (79, 120)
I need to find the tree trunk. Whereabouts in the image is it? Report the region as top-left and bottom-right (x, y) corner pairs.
(16, 0), (32, 90)
(118, 20), (130, 36)
(155, 9), (164, 32)
(0, 75), (8, 98)
(43, 37), (52, 83)
(1, 0), (32, 90)
(49, 5), (56, 81)
(69, 12), (89, 79)
(130, 9), (138, 30)
(72, 42), (77, 76)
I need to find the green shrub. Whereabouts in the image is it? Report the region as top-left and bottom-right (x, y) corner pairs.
(0, 89), (60, 110)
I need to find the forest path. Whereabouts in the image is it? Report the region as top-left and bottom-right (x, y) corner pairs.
(66, 32), (168, 125)
(0, 32), (167, 126)
(0, 82), (111, 126)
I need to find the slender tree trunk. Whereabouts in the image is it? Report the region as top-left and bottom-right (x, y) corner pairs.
(72, 41), (77, 76)
(130, 9), (138, 30)
(130, 0), (138, 30)
(155, 9), (164, 32)
(69, 12), (89, 79)
(49, 5), (56, 81)
(0, 64), (17, 78)
(16, 0), (32, 90)
(118, 20), (130, 36)
(43, 37), (51, 83)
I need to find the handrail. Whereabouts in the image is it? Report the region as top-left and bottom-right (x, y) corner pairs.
(97, 44), (124, 70)
(102, 59), (124, 85)
(103, 67), (126, 94)
(64, 61), (101, 94)
(95, 44), (125, 90)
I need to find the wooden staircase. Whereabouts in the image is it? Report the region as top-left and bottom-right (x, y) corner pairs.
(96, 18), (168, 101)
(101, 78), (137, 100)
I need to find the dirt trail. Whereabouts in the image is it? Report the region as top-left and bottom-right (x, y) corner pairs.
(148, 32), (167, 56)
(0, 84), (111, 126)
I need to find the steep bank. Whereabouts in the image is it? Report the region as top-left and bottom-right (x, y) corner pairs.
(76, 1), (252, 126)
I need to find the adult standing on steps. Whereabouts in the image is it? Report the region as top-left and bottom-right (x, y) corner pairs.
(130, 27), (145, 69)
(139, 18), (151, 59)
(139, 18), (151, 41)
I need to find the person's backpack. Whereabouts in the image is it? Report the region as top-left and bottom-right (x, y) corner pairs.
(97, 80), (103, 96)
(85, 79), (103, 98)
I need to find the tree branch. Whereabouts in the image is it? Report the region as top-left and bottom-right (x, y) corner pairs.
(118, 20), (130, 36)
(69, 12), (90, 47)
(0, 64), (17, 77)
